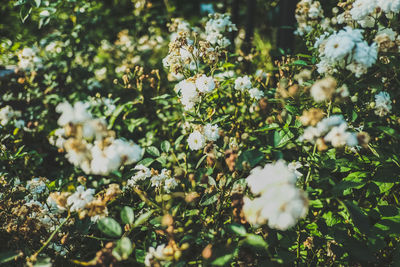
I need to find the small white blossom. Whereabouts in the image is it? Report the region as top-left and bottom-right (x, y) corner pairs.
(67, 186), (95, 212)
(187, 130), (206, 150)
(234, 76), (252, 91)
(203, 124), (220, 142)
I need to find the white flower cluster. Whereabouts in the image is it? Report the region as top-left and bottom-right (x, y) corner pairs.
(315, 27), (378, 77)
(350, 0), (400, 24)
(234, 76), (264, 100)
(144, 244), (172, 267)
(17, 47), (42, 70)
(243, 161), (308, 230)
(295, 0), (325, 36)
(23, 178), (60, 232)
(301, 115), (358, 148)
(374, 91), (392, 117)
(204, 13), (237, 48)
(0, 105), (24, 127)
(127, 165), (179, 193)
(25, 177), (49, 201)
(187, 124), (220, 151)
(52, 101), (143, 175)
(66, 185), (95, 212)
(175, 75), (216, 110)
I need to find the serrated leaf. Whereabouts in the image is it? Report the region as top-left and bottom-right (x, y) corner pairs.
(146, 146), (160, 157)
(161, 140), (171, 153)
(98, 218), (122, 238)
(200, 191), (220, 206)
(120, 206), (134, 225)
(274, 130), (294, 148)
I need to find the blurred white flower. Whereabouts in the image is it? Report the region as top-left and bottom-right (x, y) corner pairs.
(204, 124), (220, 142)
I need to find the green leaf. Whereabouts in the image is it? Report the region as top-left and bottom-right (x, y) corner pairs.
(97, 218), (122, 238)
(200, 191), (220, 206)
(20, 5), (32, 23)
(211, 254), (233, 266)
(120, 206), (134, 225)
(134, 211), (153, 227)
(344, 201), (370, 233)
(293, 59), (308, 66)
(135, 249), (146, 263)
(146, 146), (160, 157)
(112, 237), (133, 261)
(156, 156), (167, 166)
(161, 140), (171, 153)
(256, 123), (279, 132)
(236, 150), (264, 170)
(151, 94), (171, 100)
(33, 0), (41, 7)
(243, 234), (268, 249)
(274, 130), (294, 148)
(175, 135), (185, 149)
(0, 251), (20, 264)
(227, 223), (247, 236)
(137, 158), (154, 167)
(196, 154), (207, 169)
(108, 104), (125, 129)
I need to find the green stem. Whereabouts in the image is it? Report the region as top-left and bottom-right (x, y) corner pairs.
(32, 213), (71, 259)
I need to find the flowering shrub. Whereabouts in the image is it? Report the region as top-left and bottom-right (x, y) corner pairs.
(1, 0), (400, 266)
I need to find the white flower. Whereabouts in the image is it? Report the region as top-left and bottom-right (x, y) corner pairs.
(324, 34), (355, 60)
(288, 162), (303, 179)
(144, 244), (171, 267)
(377, 0), (400, 13)
(374, 91), (392, 116)
(243, 161), (308, 230)
(0, 106), (17, 126)
(249, 88), (264, 100)
(176, 80), (199, 110)
(353, 41), (378, 68)
(164, 178), (179, 193)
(350, 0), (377, 21)
(195, 75), (215, 93)
(204, 124), (220, 142)
(67, 186), (95, 212)
(234, 76), (252, 91)
(324, 123), (352, 147)
(246, 160), (297, 195)
(56, 101), (92, 126)
(26, 178), (49, 200)
(187, 130), (206, 150)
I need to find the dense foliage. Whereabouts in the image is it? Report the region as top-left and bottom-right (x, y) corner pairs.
(1, 0), (400, 266)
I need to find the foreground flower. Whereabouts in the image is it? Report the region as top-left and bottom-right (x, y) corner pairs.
(243, 161), (308, 230)
(188, 130), (206, 150)
(67, 186), (95, 212)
